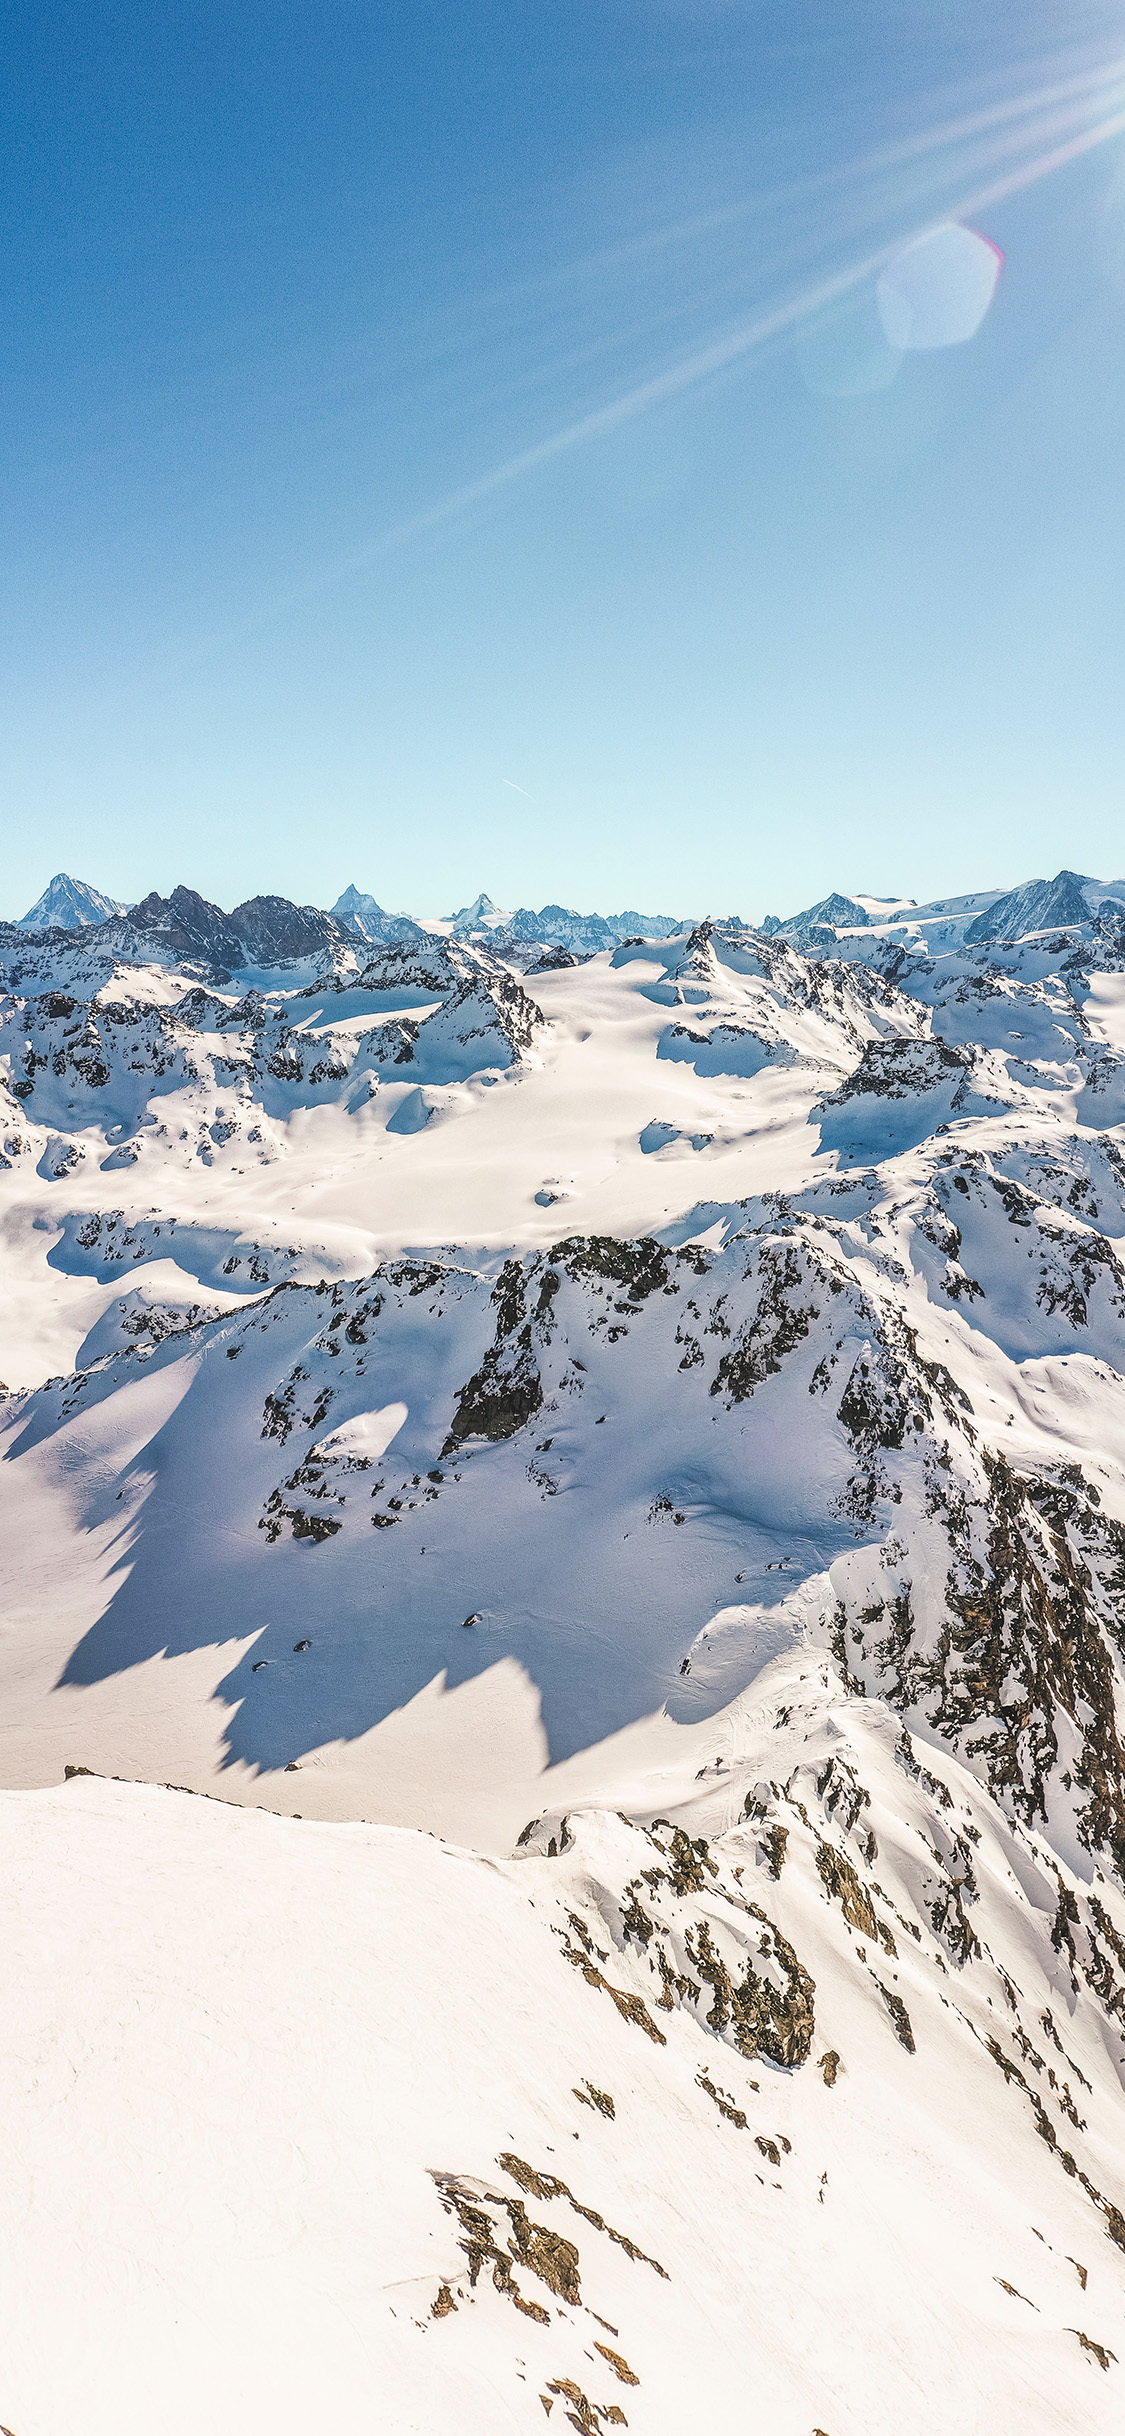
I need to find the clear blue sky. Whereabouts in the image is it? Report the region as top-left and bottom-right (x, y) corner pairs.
(4, 0), (1125, 920)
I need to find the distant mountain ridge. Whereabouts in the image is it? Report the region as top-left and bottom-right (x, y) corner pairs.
(760, 867), (1125, 956)
(329, 885), (425, 946)
(96, 886), (357, 977)
(442, 893), (693, 957)
(12, 863), (1125, 972)
(964, 868), (1098, 943)
(8, 874), (699, 971)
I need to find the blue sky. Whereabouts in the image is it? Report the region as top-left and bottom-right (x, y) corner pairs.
(4, 0), (1125, 920)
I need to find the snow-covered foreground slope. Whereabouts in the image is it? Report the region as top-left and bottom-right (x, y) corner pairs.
(7, 1708), (1125, 2436)
(7, 900), (1125, 2424)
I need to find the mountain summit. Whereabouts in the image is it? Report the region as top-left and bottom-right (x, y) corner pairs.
(330, 883), (424, 946)
(964, 867), (1096, 943)
(17, 872), (126, 930)
(447, 890), (507, 928)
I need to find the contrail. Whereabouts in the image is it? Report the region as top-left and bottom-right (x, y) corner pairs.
(501, 780), (536, 800)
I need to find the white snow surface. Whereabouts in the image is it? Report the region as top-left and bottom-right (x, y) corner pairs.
(5, 903), (1125, 2426)
(7, 1717), (1125, 2435)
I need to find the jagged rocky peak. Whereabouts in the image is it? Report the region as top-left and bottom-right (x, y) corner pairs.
(350, 931), (546, 1072)
(90, 885), (359, 975)
(227, 895), (349, 966)
(448, 890), (506, 931)
(526, 941), (578, 971)
(114, 885), (245, 968)
(333, 882), (389, 923)
(965, 869), (1096, 945)
(16, 872), (126, 930)
(330, 884), (423, 946)
(772, 891), (873, 937)
(355, 931), (503, 993)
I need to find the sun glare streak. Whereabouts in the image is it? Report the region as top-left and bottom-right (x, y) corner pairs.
(96, 47), (1124, 488)
(303, 78), (1125, 570)
(441, 47), (1125, 316)
(121, 44), (1125, 685)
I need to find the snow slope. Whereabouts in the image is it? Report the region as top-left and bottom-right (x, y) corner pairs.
(6, 1702), (1125, 2436)
(5, 915), (1125, 1835)
(5, 881), (1125, 2427)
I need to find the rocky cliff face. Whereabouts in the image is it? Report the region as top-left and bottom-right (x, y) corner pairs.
(965, 870), (1096, 945)
(89, 884), (363, 975)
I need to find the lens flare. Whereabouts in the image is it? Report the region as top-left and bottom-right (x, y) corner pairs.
(152, 43), (1125, 662)
(876, 222), (1004, 349)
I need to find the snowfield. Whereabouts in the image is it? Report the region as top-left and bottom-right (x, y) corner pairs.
(7, 1725), (1125, 2436)
(5, 877), (1125, 2429)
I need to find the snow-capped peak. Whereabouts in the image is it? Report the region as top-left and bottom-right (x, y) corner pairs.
(16, 872), (126, 930)
(329, 883), (425, 947)
(331, 883), (389, 921)
(964, 868), (1097, 944)
(447, 890), (510, 928)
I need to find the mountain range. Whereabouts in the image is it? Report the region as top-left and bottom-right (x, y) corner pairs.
(13, 871), (695, 967)
(6, 863), (1125, 2429)
(14, 862), (1125, 974)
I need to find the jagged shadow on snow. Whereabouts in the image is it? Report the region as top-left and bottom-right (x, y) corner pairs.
(656, 1022), (779, 1081)
(46, 1212), (256, 1290)
(44, 1323), (855, 1772)
(655, 1202), (747, 1248)
(814, 1040), (1015, 1169)
(815, 1090), (986, 1168)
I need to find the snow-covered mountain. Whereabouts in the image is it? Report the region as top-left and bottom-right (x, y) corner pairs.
(330, 881), (425, 945)
(763, 868), (1125, 961)
(7, 865), (1125, 2428)
(441, 893), (695, 961)
(17, 870), (126, 929)
(19, 859), (1125, 969)
(762, 888), (876, 939)
(965, 869), (1106, 944)
(9, 1703), (1125, 2434)
(447, 887), (510, 928)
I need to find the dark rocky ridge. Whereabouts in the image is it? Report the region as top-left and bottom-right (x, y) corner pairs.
(965, 870), (1095, 945)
